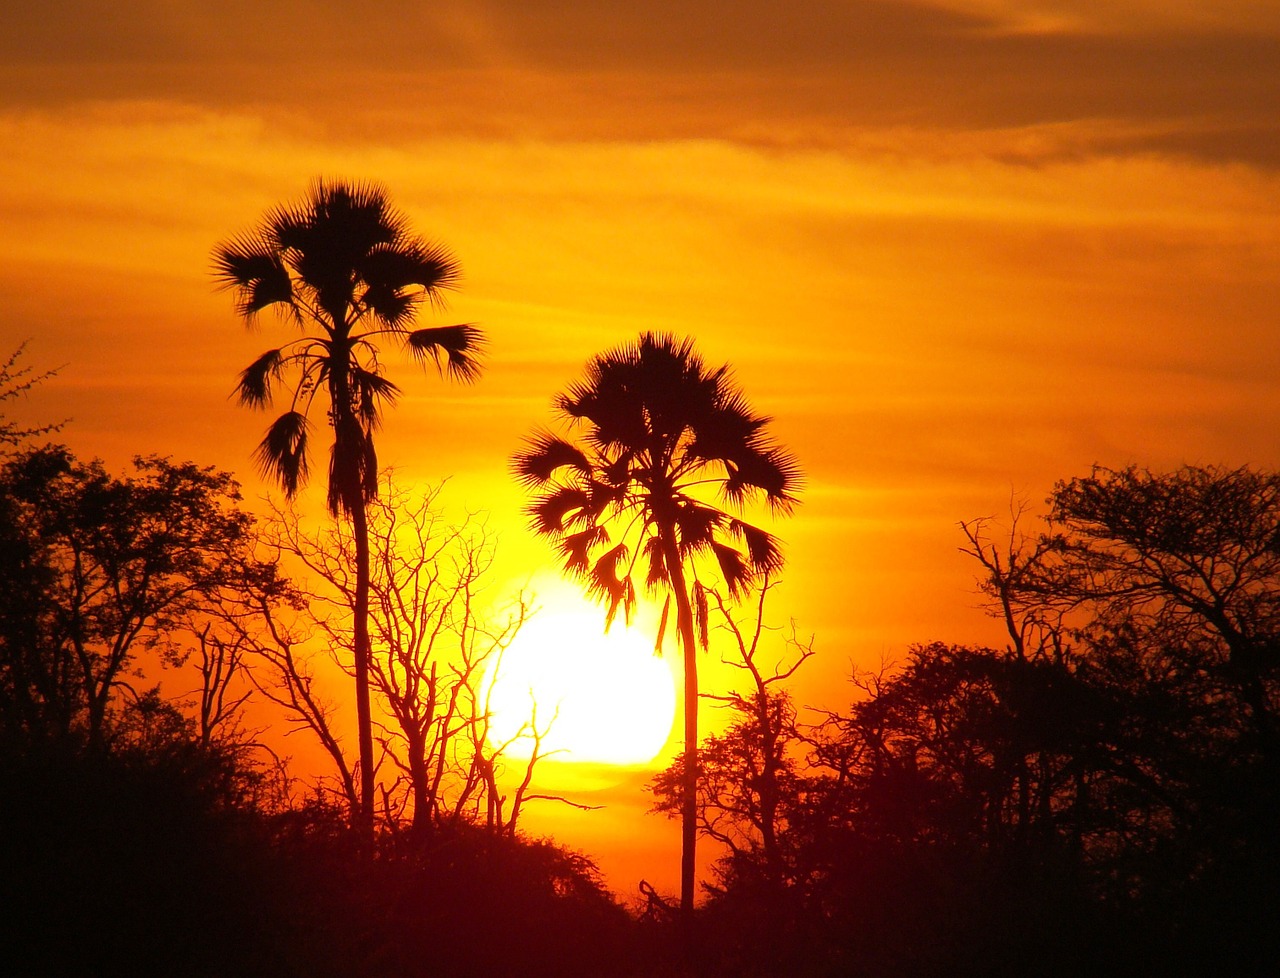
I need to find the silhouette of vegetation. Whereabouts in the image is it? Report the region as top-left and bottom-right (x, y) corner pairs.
(0, 341), (63, 448)
(514, 332), (801, 916)
(651, 580), (812, 893)
(5, 335), (1278, 974)
(233, 475), (559, 834)
(0, 446), (262, 752)
(655, 464), (1280, 976)
(0, 447), (631, 977)
(215, 179), (483, 836)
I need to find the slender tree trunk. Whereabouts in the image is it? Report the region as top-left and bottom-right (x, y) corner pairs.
(331, 347), (376, 841)
(661, 527), (699, 918)
(352, 493), (376, 839)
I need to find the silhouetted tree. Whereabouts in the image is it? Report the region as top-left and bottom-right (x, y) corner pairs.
(514, 332), (800, 914)
(1049, 465), (1280, 750)
(214, 179), (483, 834)
(0, 446), (255, 750)
(651, 580), (813, 891)
(251, 477), (549, 835)
(959, 465), (1280, 970)
(676, 466), (1280, 975)
(0, 341), (62, 450)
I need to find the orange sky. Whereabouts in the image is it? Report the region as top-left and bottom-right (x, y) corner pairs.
(2, 1), (1279, 899)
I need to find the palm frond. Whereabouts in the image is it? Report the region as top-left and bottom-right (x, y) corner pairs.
(513, 432), (593, 485)
(361, 429), (378, 501)
(724, 445), (803, 511)
(586, 545), (632, 622)
(687, 396), (766, 463)
(674, 502), (726, 556)
(529, 486), (593, 534)
(351, 366), (401, 427)
(603, 576), (637, 630)
(695, 582), (710, 650)
(360, 282), (415, 327)
(654, 594), (671, 655)
(212, 238), (293, 317)
(558, 373), (648, 448)
(274, 179), (398, 252)
(598, 453), (635, 489)
(711, 542), (752, 598)
(589, 475), (629, 510)
(406, 324), (485, 382)
(729, 518), (785, 574)
(558, 525), (609, 573)
(327, 417), (375, 516)
(643, 536), (669, 589)
(361, 240), (460, 297)
(235, 348), (287, 407)
(358, 238), (457, 326)
(253, 411), (310, 497)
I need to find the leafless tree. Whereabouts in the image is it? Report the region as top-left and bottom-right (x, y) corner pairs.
(651, 577), (813, 888)
(251, 476), (568, 836)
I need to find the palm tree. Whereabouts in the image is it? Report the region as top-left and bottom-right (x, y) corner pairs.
(513, 332), (799, 913)
(214, 179), (482, 836)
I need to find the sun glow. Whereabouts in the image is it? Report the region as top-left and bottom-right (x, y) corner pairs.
(484, 610), (677, 766)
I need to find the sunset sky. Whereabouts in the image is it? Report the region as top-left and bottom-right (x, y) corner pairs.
(2, 1), (1278, 898)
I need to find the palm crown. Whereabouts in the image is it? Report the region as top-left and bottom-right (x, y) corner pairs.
(213, 179), (483, 514)
(514, 332), (800, 632)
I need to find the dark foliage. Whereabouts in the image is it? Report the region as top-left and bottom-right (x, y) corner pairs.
(664, 465), (1280, 977)
(0, 445), (639, 977)
(0, 446), (258, 751)
(7, 440), (1279, 976)
(0, 739), (637, 978)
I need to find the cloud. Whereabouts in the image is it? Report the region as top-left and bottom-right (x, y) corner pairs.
(928, 1), (1280, 36)
(2, 2), (1277, 166)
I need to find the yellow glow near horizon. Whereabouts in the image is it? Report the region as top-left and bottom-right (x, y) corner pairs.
(483, 610), (677, 766)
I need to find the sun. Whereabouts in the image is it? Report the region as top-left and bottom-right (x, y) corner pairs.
(484, 608), (677, 766)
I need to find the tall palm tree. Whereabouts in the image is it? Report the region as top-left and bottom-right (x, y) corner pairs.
(513, 332), (799, 913)
(214, 179), (482, 836)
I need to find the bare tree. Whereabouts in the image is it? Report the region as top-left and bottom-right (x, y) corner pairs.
(252, 476), (570, 836)
(651, 578), (813, 889)
(195, 536), (359, 810)
(215, 180), (483, 836)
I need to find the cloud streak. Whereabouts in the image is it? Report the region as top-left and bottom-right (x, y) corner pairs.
(3, 2), (1277, 164)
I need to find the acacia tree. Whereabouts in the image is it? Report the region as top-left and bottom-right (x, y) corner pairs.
(214, 180), (483, 834)
(513, 332), (800, 913)
(0, 341), (62, 451)
(959, 466), (1280, 889)
(0, 446), (255, 750)
(965, 465), (1280, 761)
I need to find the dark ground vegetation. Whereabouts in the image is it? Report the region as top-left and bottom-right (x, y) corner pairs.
(2, 345), (1277, 974)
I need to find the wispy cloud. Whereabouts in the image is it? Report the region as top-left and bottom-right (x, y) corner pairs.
(3, 2), (1277, 165)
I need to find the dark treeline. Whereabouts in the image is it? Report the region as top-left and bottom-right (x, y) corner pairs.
(651, 464), (1280, 977)
(0, 440), (636, 977)
(4, 441), (1278, 974)
(4, 307), (1279, 975)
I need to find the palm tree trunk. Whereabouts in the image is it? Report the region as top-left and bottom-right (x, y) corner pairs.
(661, 527), (699, 918)
(351, 493), (376, 839)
